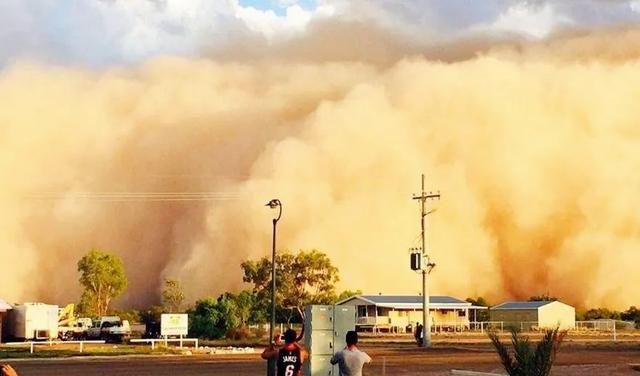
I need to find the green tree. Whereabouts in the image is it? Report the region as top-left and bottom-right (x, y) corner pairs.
(580, 307), (621, 320)
(620, 306), (640, 329)
(241, 249), (340, 323)
(162, 278), (185, 313)
(77, 249), (128, 316)
(76, 291), (98, 318)
(528, 294), (558, 302)
(489, 328), (566, 376)
(188, 295), (240, 339)
(224, 290), (262, 326)
(621, 306), (640, 327)
(466, 296), (490, 322)
(113, 309), (140, 323)
(336, 290), (363, 302)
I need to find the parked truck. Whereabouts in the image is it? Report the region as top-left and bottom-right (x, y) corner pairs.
(57, 304), (92, 340)
(86, 316), (131, 343)
(7, 303), (59, 340)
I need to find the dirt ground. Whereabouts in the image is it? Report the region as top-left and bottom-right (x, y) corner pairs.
(4, 341), (640, 376)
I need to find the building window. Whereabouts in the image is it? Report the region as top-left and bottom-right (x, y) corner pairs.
(377, 307), (390, 316)
(458, 310), (466, 317)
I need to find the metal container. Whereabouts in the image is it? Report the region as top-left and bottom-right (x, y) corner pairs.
(303, 354), (334, 376)
(332, 305), (356, 352)
(7, 303), (59, 340)
(303, 305), (356, 376)
(305, 305), (334, 331)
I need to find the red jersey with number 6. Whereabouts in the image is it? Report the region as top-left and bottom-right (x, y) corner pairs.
(277, 345), (302, 376)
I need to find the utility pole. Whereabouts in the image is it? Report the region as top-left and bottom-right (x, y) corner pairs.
(413, 173), (440, 347)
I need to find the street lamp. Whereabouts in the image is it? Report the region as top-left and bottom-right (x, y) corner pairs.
(265, 199), (282, 376)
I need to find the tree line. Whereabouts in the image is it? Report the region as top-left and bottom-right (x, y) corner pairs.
(76, 248), (640, 339)
(74, 248), (360, 339)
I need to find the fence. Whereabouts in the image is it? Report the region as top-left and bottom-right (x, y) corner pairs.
(575, 320), (622, 331)
(130, 337), (198, 350)
(469, 321), (504, 333)
(474, 320), (624, 341)
(431, 321), (472, 333)
(439, 320), (626, 334)
(4, 340), (105, 354)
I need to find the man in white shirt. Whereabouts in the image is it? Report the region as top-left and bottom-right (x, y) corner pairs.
(330, 331), (371, 376)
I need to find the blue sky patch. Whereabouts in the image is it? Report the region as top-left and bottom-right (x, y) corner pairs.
(239, 0), (317, 16)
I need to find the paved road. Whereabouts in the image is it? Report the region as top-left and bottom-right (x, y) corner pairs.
(5, 343), (640, 376)
(7, 355), (263, 376)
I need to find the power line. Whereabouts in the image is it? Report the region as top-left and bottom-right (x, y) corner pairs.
(22, 191), (243, 202)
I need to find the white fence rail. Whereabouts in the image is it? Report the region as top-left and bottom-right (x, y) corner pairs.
(130, 337), (198, 350)
(4, 340), (105, 354)
(574, 320), (623, 331)
(469, 321), (504, 333)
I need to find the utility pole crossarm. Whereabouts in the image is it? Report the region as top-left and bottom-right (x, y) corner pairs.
(412, 192), (441, 201)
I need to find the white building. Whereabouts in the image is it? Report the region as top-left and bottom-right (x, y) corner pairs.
(490, 301), (576, 330)
(337, 295), (486, 333)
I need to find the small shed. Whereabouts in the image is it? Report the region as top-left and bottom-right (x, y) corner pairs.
(0, 299), (12, 343)
(490, 301), (575, 330)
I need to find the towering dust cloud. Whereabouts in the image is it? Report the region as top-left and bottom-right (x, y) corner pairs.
(1, 28), (640, 309)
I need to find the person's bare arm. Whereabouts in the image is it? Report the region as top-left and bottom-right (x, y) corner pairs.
(2, 365), (19, 376)
(296, 324), (305, 342)
(296, 307), (305, 342)
(298, 344), (309, 363)
(261, 346), (278, 360)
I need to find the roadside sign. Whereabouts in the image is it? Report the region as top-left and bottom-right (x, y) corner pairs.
(161, 314), (188, 336)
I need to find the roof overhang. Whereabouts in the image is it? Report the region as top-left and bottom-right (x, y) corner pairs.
(337, 295), (483, 310)
(371, 303), (473, 310)
(491, 307), (542, 310)
(336, 296), (377, 306)
(491, 301), (557, 310)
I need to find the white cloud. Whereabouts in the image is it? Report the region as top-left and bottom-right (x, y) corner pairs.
(233, 4), (314, 40)
(0, 0), (639, 66)
(277, 0), (302, 6)
(100, 0), (241, 62)
(478, 2), (573, 39)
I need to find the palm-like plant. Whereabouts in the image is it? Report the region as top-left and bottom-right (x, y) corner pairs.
(489, 328), (566, 376)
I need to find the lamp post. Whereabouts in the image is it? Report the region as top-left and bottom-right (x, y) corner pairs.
(265, 199), (282, 376)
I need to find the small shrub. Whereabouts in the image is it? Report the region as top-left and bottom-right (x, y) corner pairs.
(227, 326), (250, 340)
(253, 326), (267, 339)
